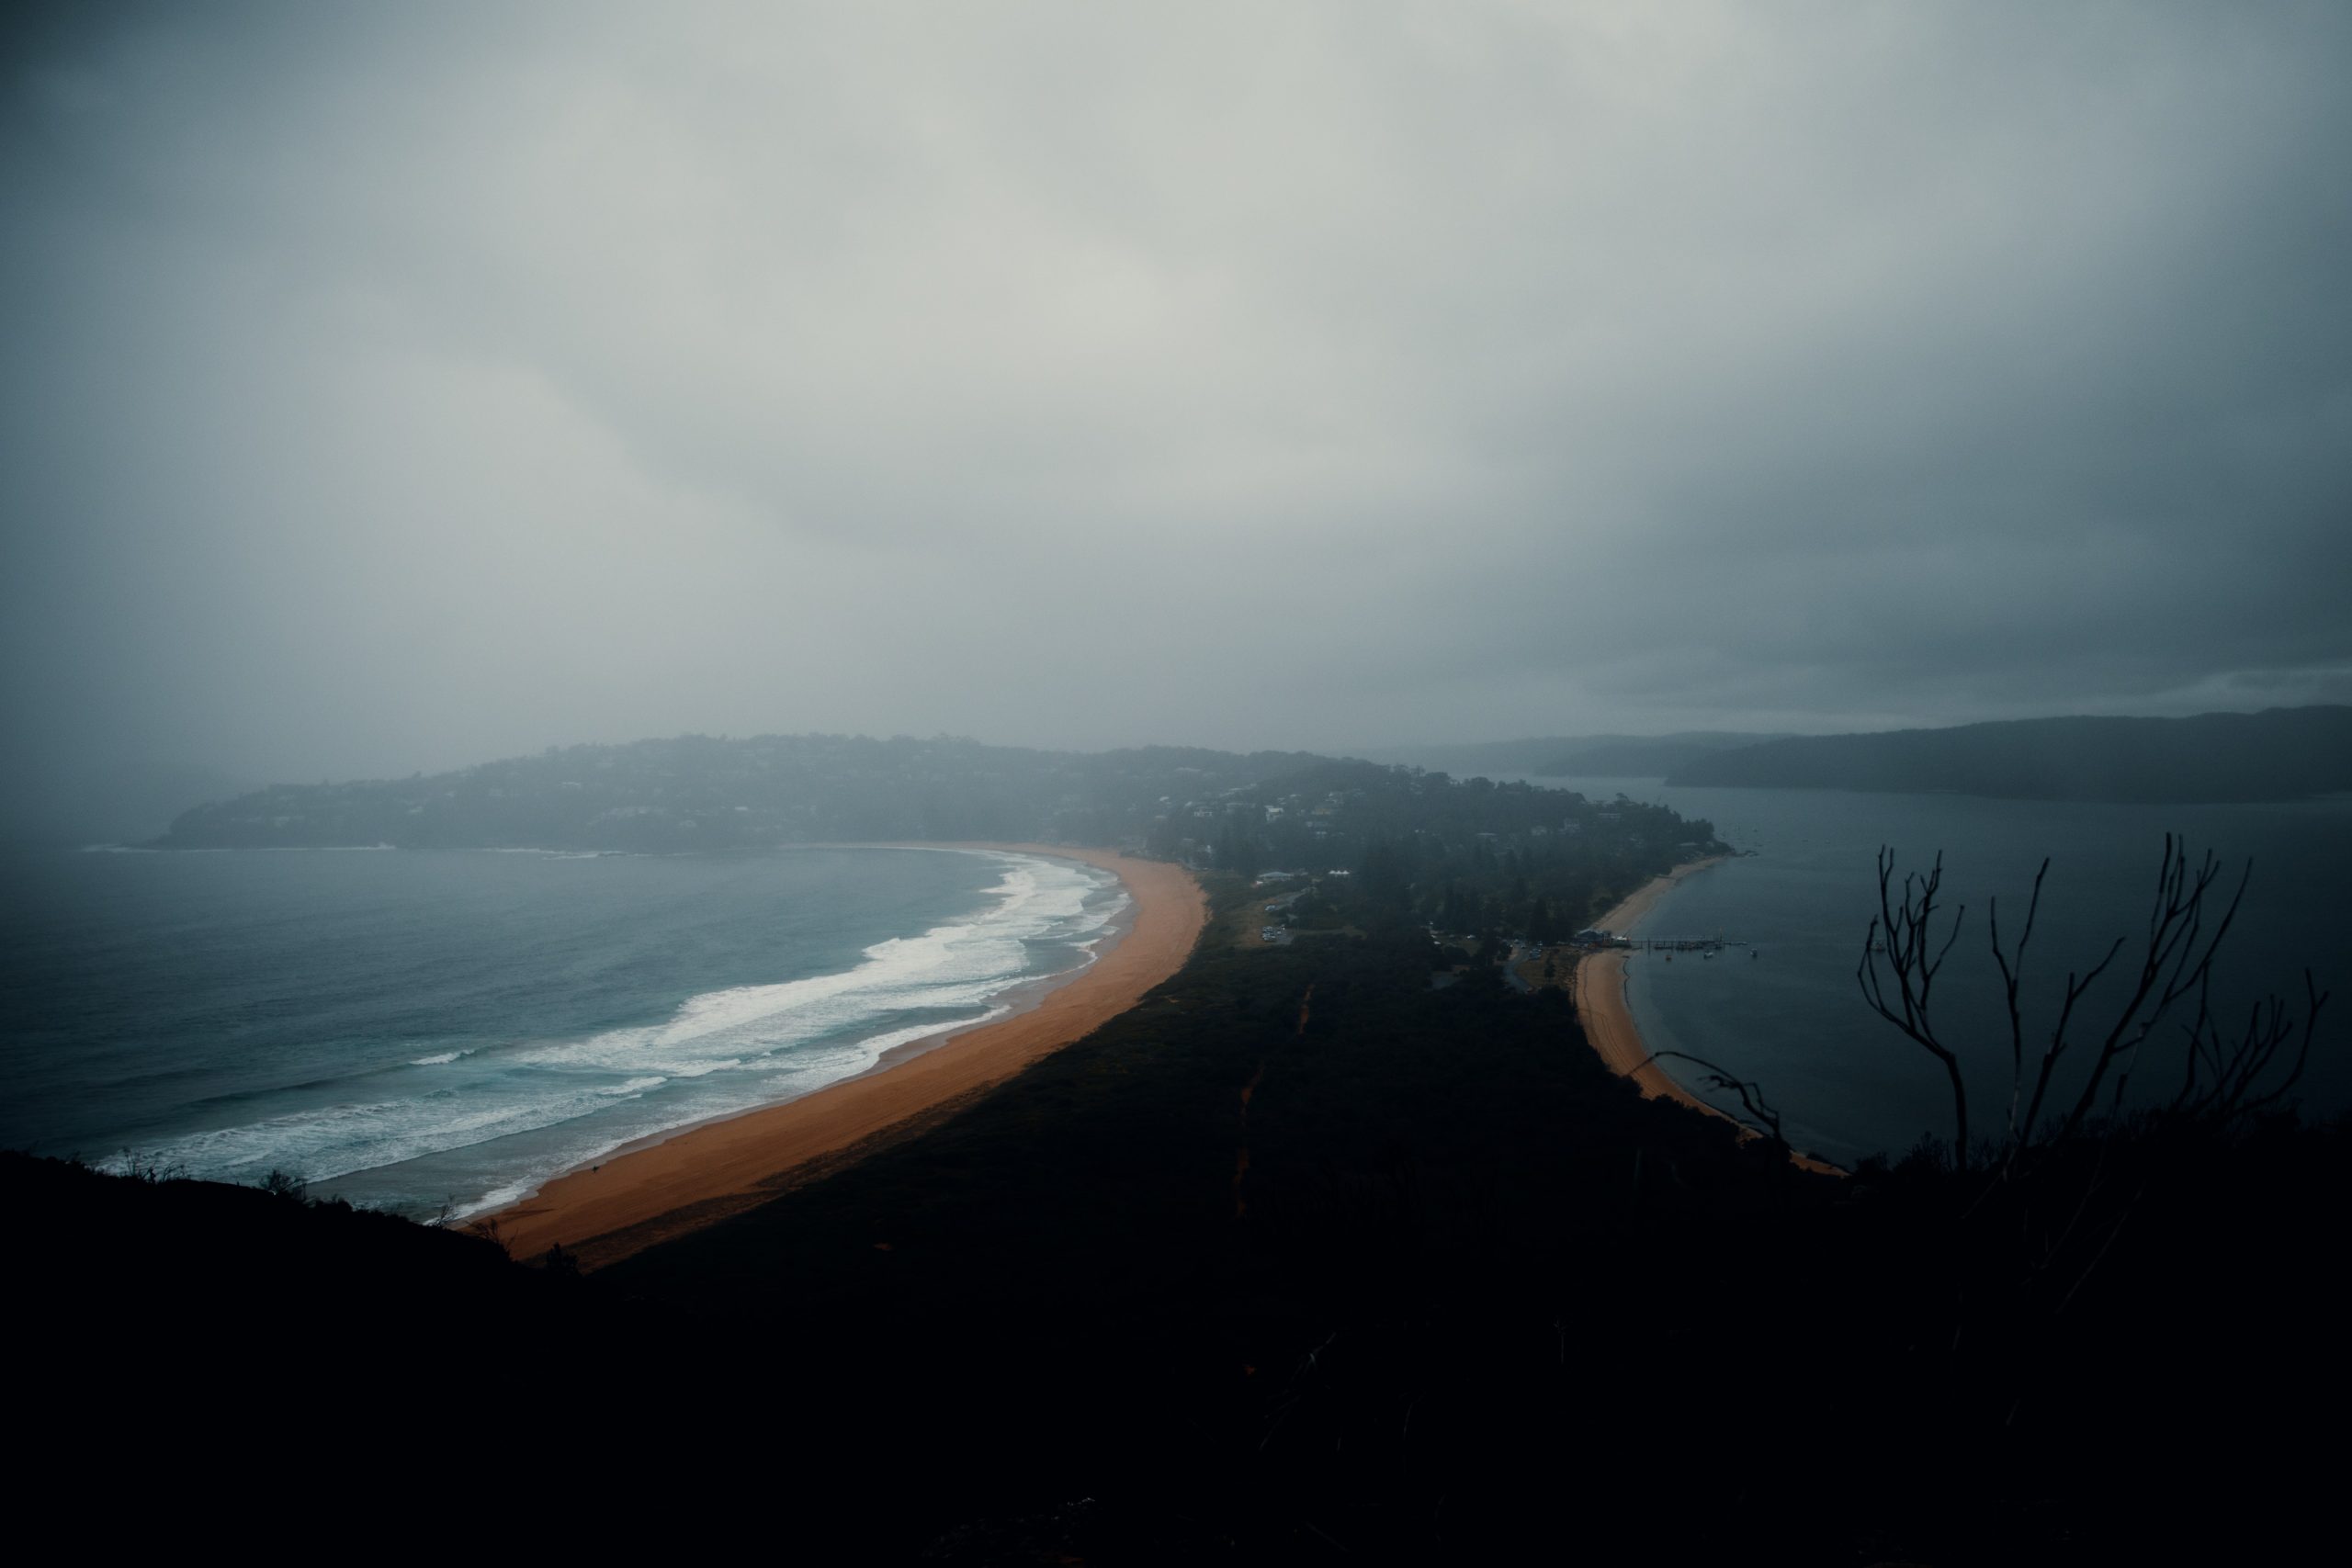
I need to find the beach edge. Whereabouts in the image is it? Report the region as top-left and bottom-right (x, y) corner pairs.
(472, 844), (1206, 1267)
(1572, 857), (1732, 1117)
(1572, 856), (1843, 1174)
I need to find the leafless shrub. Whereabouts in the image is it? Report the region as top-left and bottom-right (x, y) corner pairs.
(1859, 834), (2328, 1176)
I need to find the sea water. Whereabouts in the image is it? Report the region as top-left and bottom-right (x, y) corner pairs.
(1531, 778), (2352, 1164)
(0, 845), (1125, 1218)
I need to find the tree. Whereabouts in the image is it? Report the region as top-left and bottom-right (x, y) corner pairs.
(1527, 895), (1557, 946)
(1356, 836), (1413, 912)
(1858, 835), (2327, 1174)
(1217, 810), (1263, 879)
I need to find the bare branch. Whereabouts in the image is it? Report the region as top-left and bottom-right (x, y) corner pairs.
(1990, 858), (2049, 1156)
(1871, 838), (2326, 1170)
(2051, 844), (2256, 1145)
(1858, 847), (1973, 1168)
(1641, 1049), (1788, 1151)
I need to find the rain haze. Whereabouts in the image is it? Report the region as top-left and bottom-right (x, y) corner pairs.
(6, 1), (2349, 830)
(14, 12), (2352, 1542)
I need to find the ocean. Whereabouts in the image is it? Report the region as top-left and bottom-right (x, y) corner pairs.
(0, 844), (1125, 1219)
(8, 793), (2343, 1209)
(1532, 778), (2352, 1165)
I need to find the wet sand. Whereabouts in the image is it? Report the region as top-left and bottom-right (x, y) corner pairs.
(1575, 857), (1842, 1174)
(475, 845), (1205, 1267)
(1576, 859), (1733, 1116)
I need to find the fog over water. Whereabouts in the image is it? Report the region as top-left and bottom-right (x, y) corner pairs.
(5, 3), (2350, 833)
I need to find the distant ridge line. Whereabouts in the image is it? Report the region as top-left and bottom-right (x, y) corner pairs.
(1662, 705), (2352, 804)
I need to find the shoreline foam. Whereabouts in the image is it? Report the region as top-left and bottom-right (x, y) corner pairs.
(472, 844), (1204, 1267)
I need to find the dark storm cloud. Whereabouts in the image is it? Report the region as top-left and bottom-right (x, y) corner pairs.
(5, 1), (2348, 815)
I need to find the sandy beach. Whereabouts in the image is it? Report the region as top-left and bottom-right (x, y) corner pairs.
(1574, 858), (1732, 1117)
(1575, 857), (1842, 1174)
(476, 844), (1205, 1267)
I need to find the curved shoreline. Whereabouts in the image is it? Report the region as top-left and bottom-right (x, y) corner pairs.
(474, 844), (1205, 1267)
(1575, 858), (1733, 1117)
(1575, 856), (1843, 1174)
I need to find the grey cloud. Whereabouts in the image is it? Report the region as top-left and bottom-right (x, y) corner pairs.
(5, 0), (2349, 821)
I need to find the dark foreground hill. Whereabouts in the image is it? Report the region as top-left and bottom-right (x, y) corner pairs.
(1666, 705), (2352, 802)
(15, 874), (2346, 1561)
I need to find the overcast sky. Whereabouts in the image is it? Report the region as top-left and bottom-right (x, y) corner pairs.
(6, 1), (2348, 804)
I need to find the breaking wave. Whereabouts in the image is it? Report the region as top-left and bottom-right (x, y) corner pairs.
(104, 851), (1125, 1216)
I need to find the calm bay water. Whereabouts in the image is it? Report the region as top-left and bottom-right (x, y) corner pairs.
(0, 845), (1124, 1217)
(1531, 778), (2352, 1164)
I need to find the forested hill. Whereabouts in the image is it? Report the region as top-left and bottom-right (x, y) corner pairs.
(151, 734), (1720, 889)
(1665, 705), (2352, 802)
(155, 735), (1321, 851)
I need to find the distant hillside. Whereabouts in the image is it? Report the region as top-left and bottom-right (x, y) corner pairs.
(155, 734), (1334, 852)
(1363, 731), (1789, 779)
(150, 734), (1723, 895)
(1532, 731), (1796, 778)
(1666, 706), (2352, 802)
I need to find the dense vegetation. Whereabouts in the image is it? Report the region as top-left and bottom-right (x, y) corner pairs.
(17, 872), (2344, 1560)
(1159, 761), (1719, 942)
(1668, 704), (2352, 801)
(9, 1148), (585, 1405)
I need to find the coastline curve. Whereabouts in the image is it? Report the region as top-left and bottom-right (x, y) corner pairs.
(1573, 856), (1842, 1174)
(474, 844), (1204, 1266)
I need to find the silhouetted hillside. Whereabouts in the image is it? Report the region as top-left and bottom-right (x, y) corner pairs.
(7, 1151), (596, 1362)
(14, 888), (2346, 1561)
(1363, 731), (1788, 779)
(594, 884), (2350, 1562)
(1532, 730), (1795, 777)
(1667, 705), (2352, 801)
